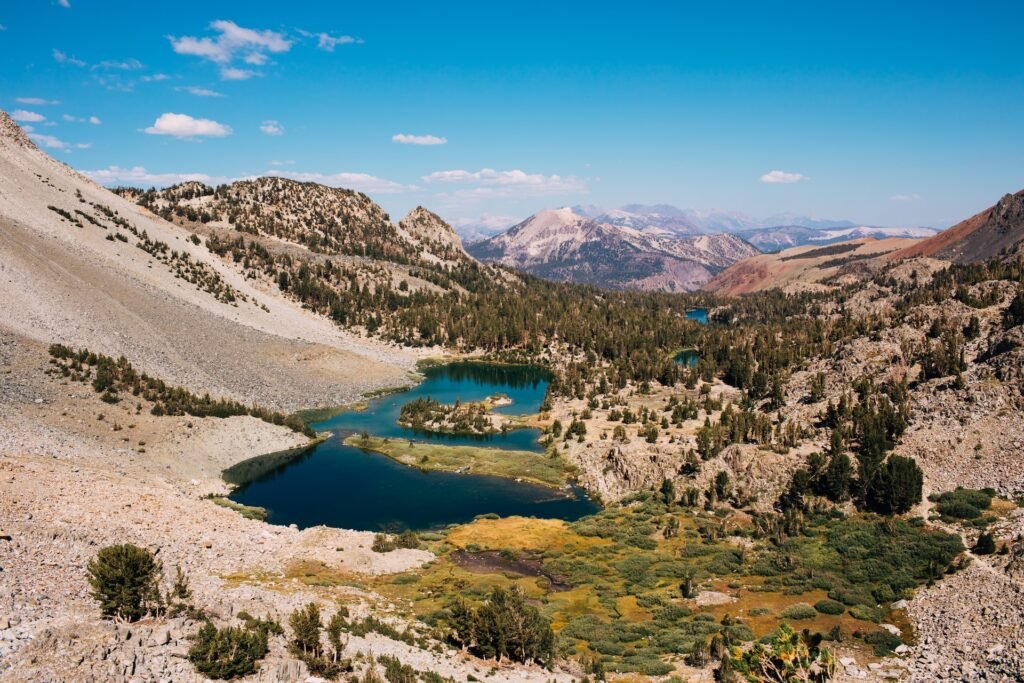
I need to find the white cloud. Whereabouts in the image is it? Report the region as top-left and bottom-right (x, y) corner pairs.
(259, 120), (284, 136)
(392, 133), (447, 146)
(141, 73), (171, 82)
(269, 160), (295, 166)
(89, 116), (102, 125)
(220, 67), (256, 81)
(177, 85), (225, 97)
(29, 133), (70, 150)
(450, 214), (517, 234)
(16, 97), (59, 105)
(53, 49), (86, 67)
(83, 165), (228, 187)
(62, 114), (76, 122)
(170, 20), (291, 70)
(74, 142), (92, 149)
(266, 170), (411, 194)
(314, 32), (361, 51)
(759, 169), (808, 184)
(11, 109), (46, 123)
(890, 193), (920, 202)
(243, 52), (267, 65)
(58, 0), (71, 7)
(143, 112), (232, 138)
(422, 168), (587, 197)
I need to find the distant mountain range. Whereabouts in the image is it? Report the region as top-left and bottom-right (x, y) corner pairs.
(459, 204), (936, 253)
(467, 208), (759, 292)
(463, 204), (936, 291)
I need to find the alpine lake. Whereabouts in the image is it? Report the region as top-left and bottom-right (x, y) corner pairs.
(227, 309), (709, 531)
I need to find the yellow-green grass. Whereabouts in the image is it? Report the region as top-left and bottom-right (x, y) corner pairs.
(344, 435), (570, 488)
(209, 496), (267, 521)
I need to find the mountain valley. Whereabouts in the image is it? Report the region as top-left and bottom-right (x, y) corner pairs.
(2, 107), (1024, 683)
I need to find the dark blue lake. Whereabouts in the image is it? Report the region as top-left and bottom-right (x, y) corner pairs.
(686, 307), (709, 324)
(227, 362), (598, 531)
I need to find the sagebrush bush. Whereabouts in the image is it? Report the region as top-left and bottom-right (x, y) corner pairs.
(814, 599), (845, 615)
(779, 603), (817, 620)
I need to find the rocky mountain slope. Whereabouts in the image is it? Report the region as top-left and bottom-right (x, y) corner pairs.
(896, 188), (1024, 263)
(0, 111), (416, 411)
(468, 207), (759, 291)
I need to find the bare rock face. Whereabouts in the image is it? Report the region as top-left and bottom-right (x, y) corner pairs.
(398, 206), (468, 263)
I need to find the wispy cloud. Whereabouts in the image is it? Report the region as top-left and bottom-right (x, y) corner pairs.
(141, 73), (172, 82)
(269, 160), (295, 166)
(267, 170), (412, 195)
(96, 58), (143, 71)
(57, 0), (71, 8)
(53, 49), (87, 67)
(11, 109), (46, 123)
(83, 165), (230, 187)
(143, 112), (232, 138)
(177, 85), (225, 97)
(16, 97), (60, 105)
(220, 67), (257, 81)
(890, 193), (920, 202)
(298, 29), (363, 52)
(760, 169), (808, 184)
(259, 120), (284, 136)
(422, 168), (587, 197)
(29, 133), (71, 150)
(61, 114), (102, 125)
(393, 133), (447, 146)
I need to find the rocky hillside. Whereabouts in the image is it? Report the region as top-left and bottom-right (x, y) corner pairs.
(468, 208), (759, 291)
(398, 205), (469, 264)
(703, 237), (928, 295)
(896, 188), (1024, 263)
(122, 178), (470, 267)
(0, 110), (415, 410)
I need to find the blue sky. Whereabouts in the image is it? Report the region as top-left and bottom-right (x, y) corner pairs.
(2, 1), (1022, 230)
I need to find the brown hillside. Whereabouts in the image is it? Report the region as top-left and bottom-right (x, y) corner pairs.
(895, 189), (1024, 263)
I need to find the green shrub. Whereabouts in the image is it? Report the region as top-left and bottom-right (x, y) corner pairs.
(779, 603), (817, 620)
(189, 622), (269, 679)
(814, 599), (845, 615)
(974, 531), (996, 555)
(87, 544), (162, 622)
(863, 629), (902, 656)
(848, 604), (883, 622)
(935, 488), (993, 520)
